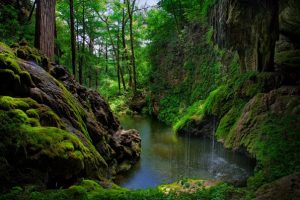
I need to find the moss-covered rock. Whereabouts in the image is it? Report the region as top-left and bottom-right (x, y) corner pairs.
(0, 42), (33, 96)
(216, 86), (300, 182)
(0, 96), (108, 191)
(176, 72), (283, 137)
(0, 43), (141, 192)
(12, 42), (50, 71)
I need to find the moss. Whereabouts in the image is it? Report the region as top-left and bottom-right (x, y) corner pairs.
(215, 101), (246, 141)
(0, 96), (37, 111)
(275, 50), (300, 69)
(0, 98), (108, 187)
(19, 71), (33, 86)
(36, 106), (65, 129)
(252, 114), (300, 181)
(173, 100), (205, 132)
(203, 85), (233, 117)
(55, 80), (90, 140)
(26, 109), (39, 119)
(12, 43), (50, 70)
(0, 43), (34, 96)
(0, 43), (22, 74)
(0, 180), (249, 200)
(26, 117), (40, 127)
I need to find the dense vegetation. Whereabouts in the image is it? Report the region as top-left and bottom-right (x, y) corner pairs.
(0, 0), (299, 199)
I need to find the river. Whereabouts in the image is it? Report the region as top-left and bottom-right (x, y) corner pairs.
(115, 115), (255, 189)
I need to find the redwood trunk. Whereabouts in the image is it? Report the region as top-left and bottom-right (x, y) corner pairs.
(35, 0), (56, 60)
(70, 0), (76, 77)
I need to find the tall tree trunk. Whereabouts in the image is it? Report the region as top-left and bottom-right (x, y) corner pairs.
(122, 1), (132, 87)
(79, 0), (85, 85)
(70, 0), (76, 77)
(117, 25), (126, 91)
(103, 20), (121, 94)
(35, 0), (56, 60)
(95, 68), (99, 89)
(126, 0), (137, 92)
(105, 40), (108, 73)
(89, 37), (94, 88)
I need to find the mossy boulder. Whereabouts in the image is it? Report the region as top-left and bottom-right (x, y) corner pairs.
(0, 43), (141, 192)
(0, 96), (108, 191)
(0, 42), (33, 96)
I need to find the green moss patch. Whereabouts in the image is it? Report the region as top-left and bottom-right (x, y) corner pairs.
(0, 96), (107, 189)
(12, 42), (50, 70)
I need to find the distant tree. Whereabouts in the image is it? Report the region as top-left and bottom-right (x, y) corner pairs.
(35, 0), (56, 60)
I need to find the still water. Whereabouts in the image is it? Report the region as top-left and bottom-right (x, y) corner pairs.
(115, 115), (255, 189)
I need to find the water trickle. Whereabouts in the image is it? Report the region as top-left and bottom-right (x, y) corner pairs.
(211, 116), (216, 165)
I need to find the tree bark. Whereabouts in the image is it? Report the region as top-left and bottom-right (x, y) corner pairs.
(105, 40), (108, 73)
(70, 0), (76, 77)
(35, 0), (56, 60)
(126, 0), (137, 92)
(117, 25), (126, 91)
(122, 1), (132, 88)
(79, 0), (85, 85)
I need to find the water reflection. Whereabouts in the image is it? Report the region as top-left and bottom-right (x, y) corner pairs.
(115, 115), (255, 189)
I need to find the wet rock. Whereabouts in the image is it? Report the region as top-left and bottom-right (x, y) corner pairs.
(128, 93), (147, 113)
(177, 116), (215, 138)
(112, 129), (141, 173)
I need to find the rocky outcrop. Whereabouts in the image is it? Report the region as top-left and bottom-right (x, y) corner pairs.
(275, 0), (300, 82)
(209, 0), (279, 72)
(223, 86), (300, 153)
(209, 0), (300, 76)
(0, 42), (141, 191)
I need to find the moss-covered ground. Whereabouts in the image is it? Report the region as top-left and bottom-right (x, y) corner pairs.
(0, 179), (254, 200)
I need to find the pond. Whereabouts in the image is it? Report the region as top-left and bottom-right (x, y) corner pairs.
(115, 115), (255, 189)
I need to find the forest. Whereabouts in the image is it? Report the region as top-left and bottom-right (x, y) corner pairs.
(0, 0), (299, 199)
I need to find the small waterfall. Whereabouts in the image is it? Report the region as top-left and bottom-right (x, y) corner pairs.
(210, 116), (216, 167)
(184, 132), (191, 177)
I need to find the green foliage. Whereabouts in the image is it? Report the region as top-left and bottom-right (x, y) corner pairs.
(158, 95), (181, 125)
(215, 101), (246, 140)
(173, 100), (205, 131)
(200, 0), (218, 17)
(0, 180), (248, 200)
(0, 4), (35, 45)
